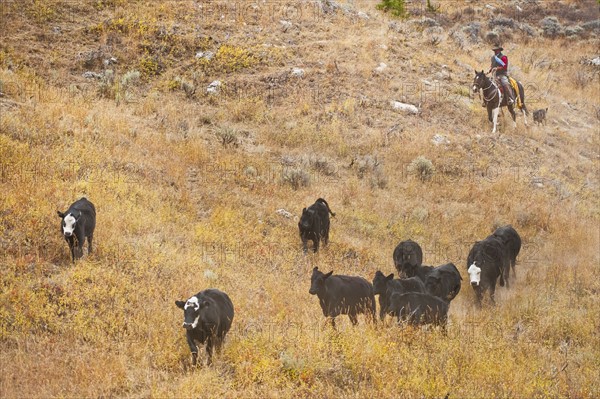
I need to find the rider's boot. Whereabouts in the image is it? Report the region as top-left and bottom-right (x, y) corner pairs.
(503, 82), (515, 105)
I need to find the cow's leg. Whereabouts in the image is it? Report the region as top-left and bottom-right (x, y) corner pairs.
(522, 109), (528, 126)
(66, 236), (75, 263)
(323, 227), (330, 246)
(330, 317), (336, 330)
(313, 237), (320, 253)
(511, 259), (517, 279)
(491, 107), (500, 134)
(87, 234), (93, 254)
(186, 332), (199, 366)
(205, 336), (214, 366)
(489, 285), (497, 306)
(348, 313), (358, 326)
(301, 235), (308, 254)
(370, 300), (377, 324)
(474, 288), (483, 309)
(75, 232), (85, 260)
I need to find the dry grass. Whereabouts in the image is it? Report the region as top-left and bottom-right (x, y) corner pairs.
(1, 0), (599, 398)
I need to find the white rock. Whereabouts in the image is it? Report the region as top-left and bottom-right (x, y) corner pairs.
(276, 209), (293, 219)
(82, 71), (103, 79)
(590, 56), (600, 66)
(432, 134), (450, 145)
(280, 20), (293, 31)
(195, 51), (214, 60)
(103, 57), (118, 66)
(207, 80), (221, 94)
(374, 63), (387, 73)
(391, 101), (419, 114)
(291, 67), (305, 77)
(357, 11), (369, 20)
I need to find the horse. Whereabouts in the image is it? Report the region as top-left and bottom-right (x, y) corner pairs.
(472, 70), (528, 134)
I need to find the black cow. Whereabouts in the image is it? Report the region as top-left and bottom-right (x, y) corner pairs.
(393, 239), (423, 277)
(57, 197), (96, 262)
(425, 263), (462, 302)
(467, 236), (509, 307)
(309, 267), (375, 328)
(372, 271), (426, 320)
(175, 289), (234, 366)
(492, 225), (521, 279)
(299, 198), (336, 253)
(412, 264), (435, 282)
(389, 292), (449, 329)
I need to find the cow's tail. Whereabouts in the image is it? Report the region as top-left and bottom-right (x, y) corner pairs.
(316, 198), (336, 217)
(499, 268), (505, 287)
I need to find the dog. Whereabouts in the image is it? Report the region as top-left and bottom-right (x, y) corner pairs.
(532, 108), (548, 126)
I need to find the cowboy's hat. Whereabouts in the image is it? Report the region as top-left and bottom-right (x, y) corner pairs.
(492, 44), (504, 51)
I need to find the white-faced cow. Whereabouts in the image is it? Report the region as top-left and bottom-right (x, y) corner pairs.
(298, 198), (336, 253)
(393, 239), (423, 278)
(467, 236), (509, 307)
(372, 271), (426, 321)
(309, 267), (376, 328)
(175, 289), (234, 366)
(492, 225), (521, 280)
(424, 263), (462, 303)
(57, 197), (96, 262)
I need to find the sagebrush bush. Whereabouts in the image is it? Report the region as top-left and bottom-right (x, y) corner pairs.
(409, 156), (436, 182)
(281, 167), (310, 190)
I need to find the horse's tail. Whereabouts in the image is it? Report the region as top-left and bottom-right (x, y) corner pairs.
(517, 81), (529, 116)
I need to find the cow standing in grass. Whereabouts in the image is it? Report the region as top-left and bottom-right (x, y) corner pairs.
(175, 289), (234, 366)
(424, 263), (462, 303)
(467, 236), (509, 307)
(309, 267), (376, 328)
(298, 198), (335, 253)
(372, 271), (426, 321)
(492, 225), (521, 280)
(57, 197), (96, 262)
(393, 239), (423, 277)
(389, 292), (449, 330)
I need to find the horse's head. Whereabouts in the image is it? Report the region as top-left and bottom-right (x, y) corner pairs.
(472, 70), (488, 94)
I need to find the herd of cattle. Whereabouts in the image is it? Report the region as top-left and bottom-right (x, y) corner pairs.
(57, 197), (521, 365)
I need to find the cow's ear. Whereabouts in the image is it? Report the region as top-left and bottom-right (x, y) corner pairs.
(200, 300), (210, 308)
(175, 300), (186, 309)
(313, 266), (318, 271)
(474, 69), (477, 75)
(386, 273), (394, 281)
(302, 207), (307, 213)
(57, 211), (65, 218)
(324, 271), (333, 279)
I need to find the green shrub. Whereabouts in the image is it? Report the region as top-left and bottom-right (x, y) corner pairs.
(376, 0), (406, 17)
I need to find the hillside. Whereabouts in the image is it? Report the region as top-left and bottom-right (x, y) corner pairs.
(1, 0), (599, 398)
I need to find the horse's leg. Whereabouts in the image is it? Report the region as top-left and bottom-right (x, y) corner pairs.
(519, 82), (528, 126)
(491, 107), (500, 134)
(509, 105), (517, 128)
(487, 106), (493, 122)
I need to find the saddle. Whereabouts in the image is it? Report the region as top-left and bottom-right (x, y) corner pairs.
(493, 76), (523, 108)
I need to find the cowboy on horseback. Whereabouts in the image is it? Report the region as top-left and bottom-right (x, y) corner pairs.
(488, 44), (515, 106)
